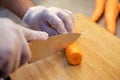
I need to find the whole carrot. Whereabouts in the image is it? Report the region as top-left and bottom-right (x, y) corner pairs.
(65, 42), (82, 65)
(105, 0), (119, 34)
(91, 0), (106, 22)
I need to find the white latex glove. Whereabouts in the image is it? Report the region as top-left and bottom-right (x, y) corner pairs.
(23, 6), (74, 36)
(0, 18), (48, 78)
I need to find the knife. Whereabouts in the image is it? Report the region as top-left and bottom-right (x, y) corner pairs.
(29, 33), (80, 63)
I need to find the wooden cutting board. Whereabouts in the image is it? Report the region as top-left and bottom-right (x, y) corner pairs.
(10, 14), (120, 80)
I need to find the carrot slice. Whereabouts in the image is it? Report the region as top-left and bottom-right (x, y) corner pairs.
(65, 42), (82, 65)
(91, 0), (106, 22)
(105, 0), (119, 34)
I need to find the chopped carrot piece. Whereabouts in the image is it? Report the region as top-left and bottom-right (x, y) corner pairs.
(65, 42), (82, 65)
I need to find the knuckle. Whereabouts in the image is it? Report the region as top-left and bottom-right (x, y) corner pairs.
(64, 13), (71, 18)
(56, 26), (67, 34)
(42, 8), (49, 14)
(55, 20), (64, 28)
(58, 12), (70, 19)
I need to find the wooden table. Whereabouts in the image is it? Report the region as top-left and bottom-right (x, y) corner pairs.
(10, 14), (120, 80)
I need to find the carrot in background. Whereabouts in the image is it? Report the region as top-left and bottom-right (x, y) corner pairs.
(105, 0), (119, 34)
(119, 4), (120, 12)
(65, 42), (82, 65)
(91, 0), (106, 22)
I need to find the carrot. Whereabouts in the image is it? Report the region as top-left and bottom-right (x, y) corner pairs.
(65, 42), (82, 65)
(91, 0), (106, 22)
(119, 4), (120, 12)
(105, 0), (119, 34)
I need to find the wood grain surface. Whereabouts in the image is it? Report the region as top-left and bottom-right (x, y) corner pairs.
(10, 14), (120, 80)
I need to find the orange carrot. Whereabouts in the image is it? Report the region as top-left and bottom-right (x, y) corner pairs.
(119, 4), (120, 12)
(91, 0), (106, 22)
(65, 42), (82, 65)
(105, 0), (119, 34)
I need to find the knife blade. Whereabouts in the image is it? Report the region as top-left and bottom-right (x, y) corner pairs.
(29, 33), (80, 63)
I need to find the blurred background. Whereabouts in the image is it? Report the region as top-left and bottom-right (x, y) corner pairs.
(0, 0), (120, 38)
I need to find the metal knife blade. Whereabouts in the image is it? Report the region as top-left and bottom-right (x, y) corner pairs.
(29, 33), (80, 63)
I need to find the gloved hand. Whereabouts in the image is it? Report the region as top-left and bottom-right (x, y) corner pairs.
(0, 18), (48, 78)
(23, 6), (74, 36)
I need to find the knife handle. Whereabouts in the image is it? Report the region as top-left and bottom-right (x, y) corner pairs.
(65, 42), (82, 65)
